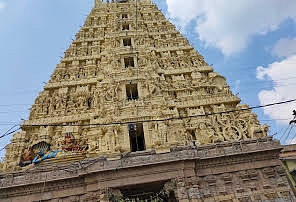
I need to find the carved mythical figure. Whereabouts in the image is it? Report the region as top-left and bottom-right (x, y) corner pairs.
(249, 124), (269, 139)
(223, 126), (242, 141)
(19, 147), (33, 167)
(195, 122), (213, 144)
(62, 133), (76, 151)
(32, 150), (62, 164)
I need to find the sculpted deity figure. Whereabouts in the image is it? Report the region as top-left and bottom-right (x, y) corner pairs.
(62, 133), (76, 151)
(151, 123), (161, 146)
(195, 122), (213, 144)
(112, 126), (122, 152)
(184, 131), (194, 146)
(104, 81), (119, 102)
(144, 79), (157, 97)
(223, 126), (242, 141)
(19, 147), (33, 167)
(212, 126), (225, 143)
(101, 128), (115, 152)
(191, 71), (202, 80)
(169, 126), (182, 145)
(32, 150), (62, 164)
(158, 122), (168, 144)
(88, 131), (100, 153)
(212, 104), (226, 113)
(70, 44), (77, 56)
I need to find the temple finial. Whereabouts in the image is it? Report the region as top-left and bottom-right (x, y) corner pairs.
(94, 0), (103, 7)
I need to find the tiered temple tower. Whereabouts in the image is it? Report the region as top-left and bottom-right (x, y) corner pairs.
(0, 0), (295, 201)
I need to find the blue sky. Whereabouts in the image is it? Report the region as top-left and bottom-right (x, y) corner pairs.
(0, 0), (296, 159)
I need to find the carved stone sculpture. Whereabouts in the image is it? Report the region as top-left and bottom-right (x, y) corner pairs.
(2, 0), (268, 172)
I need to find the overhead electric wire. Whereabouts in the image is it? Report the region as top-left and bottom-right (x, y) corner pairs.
(0, 145), (7, 152)
(279, 115), (296, 143)
(0, 125), (20, 139)
(283, 124), (295, 145)
(20, 98), (296, 128)
(0, 127), (21, 139)
(286, 115), (296, 144)
(288, 126), (296, 145)
(280, 126), (292, 141)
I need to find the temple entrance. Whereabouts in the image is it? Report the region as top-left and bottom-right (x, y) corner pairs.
(113, 181), (178, 202)
(129, 123), (145, 152)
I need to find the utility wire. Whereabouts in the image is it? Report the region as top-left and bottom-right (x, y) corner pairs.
(279, 112), (296, 143)
(20, 98), (296, 127)
(0, 125), (19, 139)
(288, 126), (296, 145)
(0, 145), (7, 152)
(0, 127), (21, 139)
(279, 125), (292, 143)
(286, 114), (296, 144)
(283, 125), (295, 145)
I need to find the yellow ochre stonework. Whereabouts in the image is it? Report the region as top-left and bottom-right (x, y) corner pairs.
(1, 0), (268, 172)
(1, 2), (295, 202)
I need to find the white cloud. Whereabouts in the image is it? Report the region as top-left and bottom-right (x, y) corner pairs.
(256, 55), (296, 124)
(0, 2), (6, 10)
(166, 0), (296, 56)
(272, 37), (296, 58)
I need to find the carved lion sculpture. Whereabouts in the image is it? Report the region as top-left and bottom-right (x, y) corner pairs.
(249, 124), (269, 139)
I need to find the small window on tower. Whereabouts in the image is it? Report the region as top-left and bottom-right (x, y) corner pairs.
(122, 24), (130, 30)
(124, 57), (135, 68)
(128, 123), (145, 152)
(290, 170), (296, 182)
(122, 14), (128, 19)
(126, 83), (138, 100)
(123, 38), (132, 46)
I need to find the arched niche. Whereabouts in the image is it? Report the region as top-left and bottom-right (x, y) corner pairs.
(32, 141), (51, 154)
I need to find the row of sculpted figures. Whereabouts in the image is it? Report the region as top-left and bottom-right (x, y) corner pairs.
(19, 110), (268, 168)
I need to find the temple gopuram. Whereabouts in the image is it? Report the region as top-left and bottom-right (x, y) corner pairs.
(0, 0), (295, 201)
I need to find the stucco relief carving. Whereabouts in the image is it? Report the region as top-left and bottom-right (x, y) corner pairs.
(2, 0), (268, 172)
